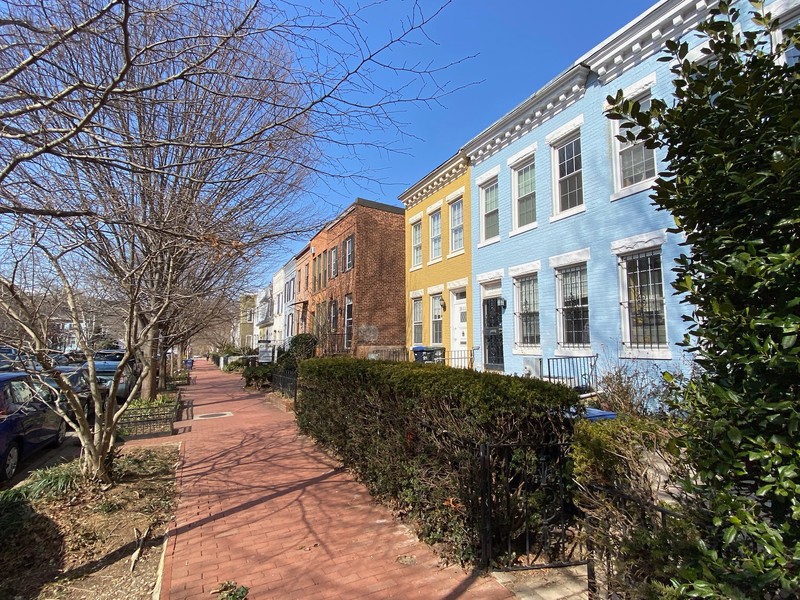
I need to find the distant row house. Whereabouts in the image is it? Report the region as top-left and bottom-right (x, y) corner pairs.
(238, 0), (799, 381)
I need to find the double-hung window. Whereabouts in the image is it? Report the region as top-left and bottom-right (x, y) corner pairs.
(773, 3), (800, 65)
(620, 250), (666, 348)
(412, 298), (423, 345)
(555, 136), (583, 213)
(430, 295), (443, 345)
(329, 299), (338, 332)
(556, 263), (590, 348)
(330, 247), (338, 279)
(449, 198), (463, 252)
(481, 179), (499, 241)
(411, 221), (422, 268)
(514, 160), (536, 228)
(514, 274), (540, 347)
(617, 97), (656, 190)
(344, 295), (353, 349)
(342, 235), (354, 271)
(429, 210), (441, 261)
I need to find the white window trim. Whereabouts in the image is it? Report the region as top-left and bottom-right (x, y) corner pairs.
(549, 248), (590, 269)
(448, 195), (465, 254)
(408, 211), (423, 224)
(411, 297), (423, 346)
(613, 236), (672, 360)
(427, 257), (443, 267)
(549, 126), (585, 219)
(475, 165), (501, 186)
(479, 176), (500, 244)
(429, 209), (442, 262)
(510, 153), (537, 234)
(553, 259), (591, 356)
(409, 289), (424, 299)
(770, 0), (800, 64)
(430, 295), (444, 346)
(476, 269), (504, 284)
(427, 283), (444, 295)
(512, 268), (541, 356)
(447, 277), (468, 290)
(426, 199), (443, 215)
(477, 237), (501, 249)
(410, 221), (423, 269)
(608, 73), (658, 199)
(446, 187), (465, 202)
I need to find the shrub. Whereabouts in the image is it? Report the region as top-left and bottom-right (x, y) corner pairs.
(242, 364), (275, 389)
(296, 357), (580, 564)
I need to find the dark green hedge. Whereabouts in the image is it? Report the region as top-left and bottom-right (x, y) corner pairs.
(296, 357), (580, 564)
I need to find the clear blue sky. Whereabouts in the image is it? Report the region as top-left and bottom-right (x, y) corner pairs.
(268, 0), (662, 274)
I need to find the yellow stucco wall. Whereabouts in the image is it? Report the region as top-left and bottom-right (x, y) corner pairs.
(403, 164), (472, 357)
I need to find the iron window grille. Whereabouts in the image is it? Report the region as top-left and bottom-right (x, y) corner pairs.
(620, 249), (667, 348)
(556, 263), (590, 348)
(514, 274), (540, 346)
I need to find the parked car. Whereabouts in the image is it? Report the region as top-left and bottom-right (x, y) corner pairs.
(38, 366), (95, 422)
(0, 372), (67, 480)
(89, 360), (136, 403)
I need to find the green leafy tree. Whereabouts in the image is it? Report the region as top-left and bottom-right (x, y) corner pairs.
(608, 2), (799, 597)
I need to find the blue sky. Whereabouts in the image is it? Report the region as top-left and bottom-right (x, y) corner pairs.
(268, 0), (662, 274)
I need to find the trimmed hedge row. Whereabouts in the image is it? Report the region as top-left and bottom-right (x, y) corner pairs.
(296, 357), (580, 564)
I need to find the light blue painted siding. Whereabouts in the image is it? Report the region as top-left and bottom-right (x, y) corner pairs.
(468, 34), (701, 377)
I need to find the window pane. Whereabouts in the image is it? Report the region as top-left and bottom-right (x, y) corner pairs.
(483, 181), (499, 240)
(412, 299), (422, 345)
(624, 251), (666, 347)
(430, 211), (441, 259)
(412, 222), (422, 267)
(558, 264), (589, 347)
(450, 199), (464, 252)
(516, 161), (536, 227)
(557, 138), (583, 212)
(516, 274), (540, 346)
(431, 296), (443, 345)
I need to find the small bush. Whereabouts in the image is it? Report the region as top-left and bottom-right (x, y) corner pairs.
(224, 358), (249, 373)
(242, 364), (275, 389)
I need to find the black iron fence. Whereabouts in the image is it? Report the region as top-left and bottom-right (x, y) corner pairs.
(117, 401), (180, 436)
(479, 441), (585, 571)
(272, 368), (298, 400)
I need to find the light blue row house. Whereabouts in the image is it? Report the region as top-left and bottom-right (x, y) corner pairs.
(462, 0), (716, 380)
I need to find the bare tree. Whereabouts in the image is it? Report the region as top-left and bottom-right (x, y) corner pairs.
(0, 0), (454, 482)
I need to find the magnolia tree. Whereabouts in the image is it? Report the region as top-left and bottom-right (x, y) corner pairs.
(608, 2), (799, 597)
(0, 0), (455, 482)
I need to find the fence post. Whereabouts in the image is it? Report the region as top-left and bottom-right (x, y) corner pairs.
(586, 522), (597, 600)
(479, 443), (492, 569)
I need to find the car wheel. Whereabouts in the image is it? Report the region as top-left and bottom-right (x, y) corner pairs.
(52, 420), (67, 447)
(1, 442), (20, 481)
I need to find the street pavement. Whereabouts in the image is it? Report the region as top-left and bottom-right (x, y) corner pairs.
(155, 360), (514, 599)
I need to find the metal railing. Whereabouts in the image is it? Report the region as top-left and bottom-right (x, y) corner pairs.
(117, 402), (180, 436)
(272, 369), (298, 399)
(546, 355), (599, 395)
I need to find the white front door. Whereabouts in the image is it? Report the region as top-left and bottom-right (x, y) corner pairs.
(450, 291), (468, 366)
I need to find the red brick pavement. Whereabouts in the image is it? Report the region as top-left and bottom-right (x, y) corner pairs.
(156, 360), (514, 599)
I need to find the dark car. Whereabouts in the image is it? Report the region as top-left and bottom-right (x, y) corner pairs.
(0, 372), (67, 480)
(38, 366), (95, 422)
(89, 360), (136, 403)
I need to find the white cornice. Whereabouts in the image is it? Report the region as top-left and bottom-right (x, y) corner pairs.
(463, 65), (590, 166)
(399, 152), (469, 209)
(578, 0), (717, 84)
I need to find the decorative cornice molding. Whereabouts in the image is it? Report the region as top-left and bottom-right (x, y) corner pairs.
(578, 0), (716, 84)
(464, 64), (590, 165)
(399, 152), (469, 209)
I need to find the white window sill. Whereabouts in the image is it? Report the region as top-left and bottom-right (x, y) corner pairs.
(409, 265), (422, 272)
(554, 347), (593, 357)
(509, 222), (538, 238)
(447, 248), (465, 259)
(427, 257), (443, 266)
(477, 237), (501, 249)
(610, 177), (657, 202)
(549, 205), (586, 224)
(620, 346), (672, 360)
(513, 345), (541, 356)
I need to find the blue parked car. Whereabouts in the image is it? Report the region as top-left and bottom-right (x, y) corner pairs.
(0, 372), (67, 480)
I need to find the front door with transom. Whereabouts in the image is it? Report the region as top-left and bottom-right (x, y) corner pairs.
(450, 291), (468, 367)
(483, 297), (504, 371)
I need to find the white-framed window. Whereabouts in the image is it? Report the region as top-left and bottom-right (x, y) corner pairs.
(329, 299), (338, 332)
(411, 221), (422, 267)
(620, 249), (667, 349)
(514, 274), (540, 347)
(513, 159), (536, 229)
(429, 210), (441, 260)
(481, 179), (499, 241)
(616, 96), (656, 191)
(430, 295), (443, 345)
(556, 263), (590, 348)
(330, 247), (338, 278)
(246, 308), (254, 323)
(342, 236), (354, 271)
(449, 198), (464, 252)
(554, 136), (583, 214)
(344, 294), (353, 349)
(772, 1), (800, 65)
(412, 298), (423, 345)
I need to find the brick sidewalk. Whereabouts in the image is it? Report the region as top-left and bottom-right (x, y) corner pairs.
(158, 360), (514, 599)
